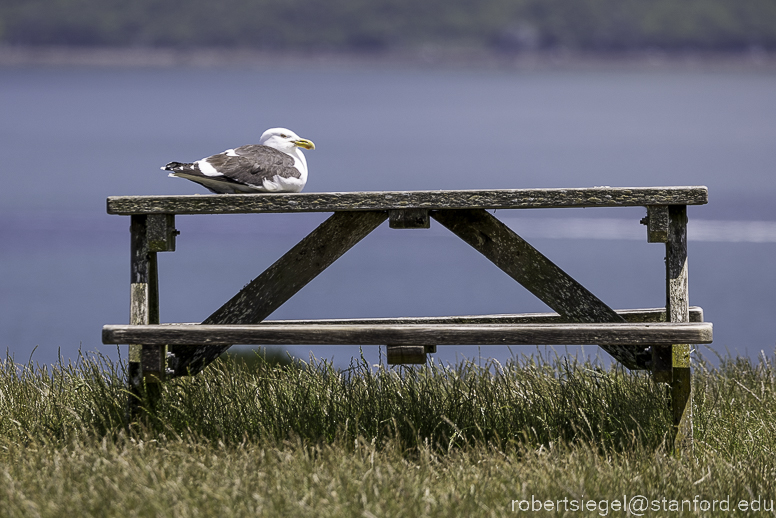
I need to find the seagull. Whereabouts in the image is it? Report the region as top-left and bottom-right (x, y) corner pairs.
(162, 128), (315, 194)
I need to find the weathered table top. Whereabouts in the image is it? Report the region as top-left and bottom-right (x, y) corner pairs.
(107, 186), (708, 215)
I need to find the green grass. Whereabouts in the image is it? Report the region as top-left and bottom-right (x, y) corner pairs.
(1, 348), (775, 516)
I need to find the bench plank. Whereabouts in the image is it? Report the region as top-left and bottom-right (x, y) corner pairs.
(246, 306), (705, 326)
(107, 187), (708, 215)
(103, 322), (713, 346)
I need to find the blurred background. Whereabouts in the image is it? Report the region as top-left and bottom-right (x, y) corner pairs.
(1, 0), (775, 369)
(2, 0), (776, 53)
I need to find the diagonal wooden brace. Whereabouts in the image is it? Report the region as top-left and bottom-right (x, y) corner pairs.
(168, 210), (388, 376)
(431, 208), (647, 370)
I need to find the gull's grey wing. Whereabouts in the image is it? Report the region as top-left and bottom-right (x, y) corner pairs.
(205, 145), (301, 184)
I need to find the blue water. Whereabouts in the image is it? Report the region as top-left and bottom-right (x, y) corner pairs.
(1, 64), (775, 368)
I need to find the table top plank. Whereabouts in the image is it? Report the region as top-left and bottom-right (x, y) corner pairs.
(107, 186), (708, 215)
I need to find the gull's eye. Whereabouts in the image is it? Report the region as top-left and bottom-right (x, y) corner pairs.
(280, 133), (289, 138)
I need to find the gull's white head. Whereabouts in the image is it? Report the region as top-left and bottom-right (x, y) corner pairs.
(259, 128), (315, 153)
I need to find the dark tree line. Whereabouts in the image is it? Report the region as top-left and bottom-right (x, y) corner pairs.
(1, 0), (774, 52)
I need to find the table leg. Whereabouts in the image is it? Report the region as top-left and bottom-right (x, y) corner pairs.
(128, 215), (163, 420)
(665, 205), (692, 454)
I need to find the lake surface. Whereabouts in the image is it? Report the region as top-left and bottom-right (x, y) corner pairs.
(1, 63), (775, 368)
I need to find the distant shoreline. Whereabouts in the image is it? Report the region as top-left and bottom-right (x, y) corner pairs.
(1, 45), (775, 72)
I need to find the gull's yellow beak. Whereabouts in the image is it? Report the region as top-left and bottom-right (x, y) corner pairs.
(294, 138), (315, 150)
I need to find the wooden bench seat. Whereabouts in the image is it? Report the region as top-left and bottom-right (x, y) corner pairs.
(103, 321), (712, 347)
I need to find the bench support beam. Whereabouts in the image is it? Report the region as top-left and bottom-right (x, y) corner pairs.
(431, 209), (648, 369)
(167, 210), (388, 376)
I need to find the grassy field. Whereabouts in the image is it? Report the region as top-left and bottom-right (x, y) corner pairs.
(1, 348), (775, 517)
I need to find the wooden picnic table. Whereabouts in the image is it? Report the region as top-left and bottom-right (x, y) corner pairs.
(102, 186), (711, 452)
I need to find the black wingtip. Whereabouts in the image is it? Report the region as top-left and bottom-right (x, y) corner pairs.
(162, 161), (187, 171)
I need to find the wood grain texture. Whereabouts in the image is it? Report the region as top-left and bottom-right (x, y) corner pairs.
(167, 210), (388, 376)
(653, 206), (691, 380)
(643, 205), (670, 243)
(128, 215), (164, 418)
(107, 187), (708, 215)
(129, 216), (150, 380)
(129, 215), (149, 286)
(667, 206), (690, 326)
(389, 209), (430, 229)
(146, 214), (177, 252)
(103, 322), (713, 346)
(666, 205), (692, 454)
